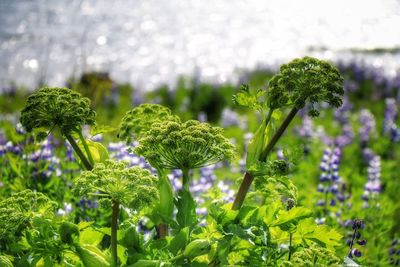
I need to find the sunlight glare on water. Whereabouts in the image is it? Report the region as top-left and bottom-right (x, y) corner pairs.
(0, 0), (399, 90)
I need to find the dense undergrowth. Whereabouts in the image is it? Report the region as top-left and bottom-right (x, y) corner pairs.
(0, 57), (399, 266)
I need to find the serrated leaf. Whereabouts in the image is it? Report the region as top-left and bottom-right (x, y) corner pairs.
(271, 207), (313, 227)
(293, 218), (343, 247)
(232, 84), (265, 111)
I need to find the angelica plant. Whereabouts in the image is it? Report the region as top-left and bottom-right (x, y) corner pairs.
(118, 103), (179, 143)
(0, 189), (56, 243)
(135, 119), (235, 228)
(73, 159), (159, 267)
(119, 104), (180, 238)
(20, 87), (96, 170)
(232, 57), (344, 210)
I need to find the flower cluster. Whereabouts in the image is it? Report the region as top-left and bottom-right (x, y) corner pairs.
(135, 120), (236, 170)
(359, 109), (376, 146)
(73, 159), (159, 211)
(20, 87), (96, 135)
(383, 98), (400, 142)
(0, 190), (56, 240)
(268, 56), (344, 115)
(361, 149), (381, 208)
(315, 147), (350, 223)
(346, 219), (366, 259)
(119, 104), (179, 143)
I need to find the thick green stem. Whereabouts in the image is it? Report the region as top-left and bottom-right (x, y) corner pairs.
(65, 134), (93, 170)
(182, 168), (190, 190)
(155, 169), (173, 239)
(77, 130), (95, 165)
(232, 107), (299, 210)
(111, 200), (120, 267)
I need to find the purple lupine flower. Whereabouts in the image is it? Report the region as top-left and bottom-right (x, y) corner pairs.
(359, 109), (376, 146)
(221, 108), (246, 129)
(57, 202), (74, 216)
(15, 123), (26, 135)
(334, 124), (354, 148)
(346, 219), (366, 259)
(383, 98), (398, 135)
(316, 147), (342, 219)
(295, 115), (315, 139)
(334, 97), (352, 124)
(361, 150), (381, 208)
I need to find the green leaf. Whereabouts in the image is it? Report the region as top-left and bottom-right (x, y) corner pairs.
(91, 125), (117, 137)
(168, 227), (189, 254)
(293, 218), (342, 248)
(78, 139), (109, 163)
(118, 224), (140, 249)
(175, 188), (197, 229)
(271, 207), (313, 228)
(0, 255), (13, 267)
(75, 244), (110, 267)
(80, 228), (104, 246)
(78, 221), (94, 230)
(232, 84), (265, 111)
(117, 245), (127, 265)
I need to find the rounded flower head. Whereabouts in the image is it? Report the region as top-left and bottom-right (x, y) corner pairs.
(119, 104), (179, 143)
(20, 87), (96, 135)
(73, 159), (159, 210)
(268, 57), (344, 116)
(0, 190), (56, 240)
(135, 120), (236, 170)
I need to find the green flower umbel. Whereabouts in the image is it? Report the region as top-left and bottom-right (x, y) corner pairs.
(20, 87), (96, 135)
(73, 159), (159, 210)
(136, 119), (235, 229)
(0, 190), (56, 241)
(20, 87), (97, 170)
(268, 56), (344, 116)
(136, 120), (235, 171)
(73, 159), (159, 267)
(118, 104), (179, 143)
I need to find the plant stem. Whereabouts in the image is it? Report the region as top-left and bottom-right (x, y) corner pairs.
(77, 130), (95, 165)
(259, 107), (299, 162)
(232, 107), (299, 210)
(232, 172), (254, 210)
(111, 200), (120, 267)
(348, 228), (357, 255)
(65, 134), (93, 170)
(157, 223), (169, 238)
(182, 168), (190, 190)
(288, 232), (293, 261)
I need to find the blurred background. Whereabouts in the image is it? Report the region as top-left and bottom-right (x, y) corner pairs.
(1, 0), (400, 91)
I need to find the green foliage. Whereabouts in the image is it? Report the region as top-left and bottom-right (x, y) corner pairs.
(73, 159), (159, 211)
(0, 190), (56, 241)
(281, 246), (341, 267)
(135, 120), (236, 170)
(20, 87), (96, 136)
(119, 104), (179, 143)
(75, 244), (111, 267)
(232, 84), (266, 112)
(268, 56), (344, 115)
(175, 188), (198, 229)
